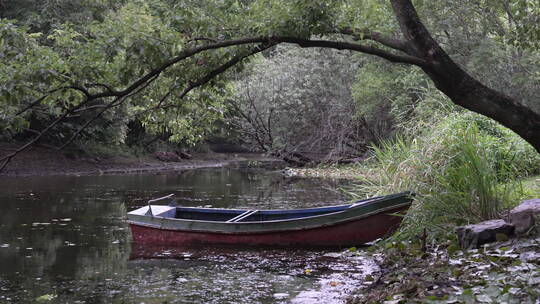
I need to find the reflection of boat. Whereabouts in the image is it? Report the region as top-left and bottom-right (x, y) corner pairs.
(127, 192), (413, 247)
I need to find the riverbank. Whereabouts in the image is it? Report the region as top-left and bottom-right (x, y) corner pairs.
(0, 144), (285, 176)
(286, 165), (540, 303)
(346, 234), (540, 303)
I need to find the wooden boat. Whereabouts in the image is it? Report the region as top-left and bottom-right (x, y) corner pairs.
(127, 191), (413, 247)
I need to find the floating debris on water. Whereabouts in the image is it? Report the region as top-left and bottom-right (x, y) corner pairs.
(32, 223), (51, 226)
(273, 293), (289, 299)
(322, 252), (342, 258)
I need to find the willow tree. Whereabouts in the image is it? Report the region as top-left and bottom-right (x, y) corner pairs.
(1, 0), (539, 169)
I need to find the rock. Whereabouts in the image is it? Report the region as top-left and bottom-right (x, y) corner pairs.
(154, 151), (181, 162)
(509, 199), (540, 234)
(456, 219), (515, 249)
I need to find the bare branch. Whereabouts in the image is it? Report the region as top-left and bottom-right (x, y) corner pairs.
(226, 99), (269, 151)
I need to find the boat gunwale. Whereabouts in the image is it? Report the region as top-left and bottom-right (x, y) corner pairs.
(127, 199), (412, 235)
(173, 202), (354, 214)
(128, 191), (412, 217)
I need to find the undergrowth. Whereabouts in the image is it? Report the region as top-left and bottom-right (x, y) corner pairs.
(349, 112), (540, 243)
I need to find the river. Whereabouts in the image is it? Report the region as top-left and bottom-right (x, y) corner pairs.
(0, 168), (376, 303)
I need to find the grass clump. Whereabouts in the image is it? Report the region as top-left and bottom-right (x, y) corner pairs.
(351, 112), (540, 242)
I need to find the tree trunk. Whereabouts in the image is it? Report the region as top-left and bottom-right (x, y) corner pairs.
(391, 0), (540, 153)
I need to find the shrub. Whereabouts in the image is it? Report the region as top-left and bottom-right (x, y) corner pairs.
(351, 112), (540, 242)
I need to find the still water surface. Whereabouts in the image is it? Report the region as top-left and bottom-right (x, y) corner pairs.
(0, 168), (375, 303)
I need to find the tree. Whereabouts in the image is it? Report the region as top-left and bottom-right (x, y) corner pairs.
(1, 0), (539, 170)
(388, 0), (540, 152)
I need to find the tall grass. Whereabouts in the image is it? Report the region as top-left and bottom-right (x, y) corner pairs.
(423, 128), (512, 223)
(351, 113), (540, 241)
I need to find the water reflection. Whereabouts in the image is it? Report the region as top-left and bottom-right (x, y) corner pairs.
(0, 168), (370, 303)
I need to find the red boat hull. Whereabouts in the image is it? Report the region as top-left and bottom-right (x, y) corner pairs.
(130, 207), (407, 247)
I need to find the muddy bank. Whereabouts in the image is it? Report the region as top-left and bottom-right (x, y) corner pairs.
(0, 145), (285, 176)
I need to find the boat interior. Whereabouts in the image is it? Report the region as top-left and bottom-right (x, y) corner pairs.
(172, 205), (350, 222)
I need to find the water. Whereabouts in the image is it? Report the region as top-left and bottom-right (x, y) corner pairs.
(0, 168), (376, 303)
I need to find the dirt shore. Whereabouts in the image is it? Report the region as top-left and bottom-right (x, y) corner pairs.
(0, 145), (285, 176)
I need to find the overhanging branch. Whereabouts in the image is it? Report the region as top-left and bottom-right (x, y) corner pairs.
(271, 36), (426, 67)
(0, 98), (93, 171)
(134, 42), (276, 116)
(339, 27), (409, 54)
(123, 35), (425, 99)
(3, 34), (425, 172)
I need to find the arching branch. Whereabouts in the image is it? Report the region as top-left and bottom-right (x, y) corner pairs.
(121, 35), (426, 100)
(339, 27), (409, 54)
(272, 36), (426, 66)
(134, 42), (276, 116)
(2, 34), (425, 172)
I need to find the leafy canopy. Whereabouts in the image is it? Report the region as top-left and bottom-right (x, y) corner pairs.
(0, 0), (538, 148)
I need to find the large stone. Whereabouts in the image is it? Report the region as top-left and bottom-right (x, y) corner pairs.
(509, 199), (540, 234)
(456, 219), (515, 249)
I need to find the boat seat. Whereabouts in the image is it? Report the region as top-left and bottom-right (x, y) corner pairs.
(226, 210), (258, 223)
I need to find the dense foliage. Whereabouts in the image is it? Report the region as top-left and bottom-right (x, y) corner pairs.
(0, 0), (243, 150)
(0, 0), (539, 160)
